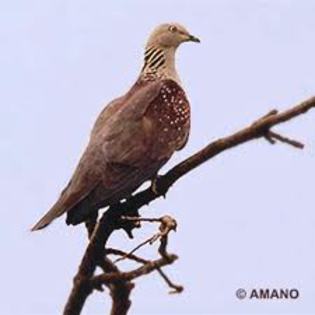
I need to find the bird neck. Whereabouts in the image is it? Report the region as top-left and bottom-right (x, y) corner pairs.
(140, 46), (181, 85)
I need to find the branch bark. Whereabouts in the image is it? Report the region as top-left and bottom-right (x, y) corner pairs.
(63, 95), (315, 315)
(99, 258), (134, 315)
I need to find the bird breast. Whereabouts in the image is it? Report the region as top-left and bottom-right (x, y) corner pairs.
(144, 79), (191, 157)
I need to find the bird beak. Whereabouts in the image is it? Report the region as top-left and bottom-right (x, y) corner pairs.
(187, 34), (201, 43)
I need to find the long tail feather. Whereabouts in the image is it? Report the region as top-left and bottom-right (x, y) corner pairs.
(31, 201), (66, 231)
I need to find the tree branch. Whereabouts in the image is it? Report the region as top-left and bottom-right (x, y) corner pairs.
(63, 209), (122, 315)
(106, 248), (183, 293)
(91, 254), (178, 287)
(63, 95), (315, 315)
(114, 215), (176, 263)
(267, 130), (304, 149)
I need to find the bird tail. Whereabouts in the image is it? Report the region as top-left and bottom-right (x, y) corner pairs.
(31, 200), (67, 231)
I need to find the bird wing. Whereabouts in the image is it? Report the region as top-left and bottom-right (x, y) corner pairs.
(91, 96), (125, 137)
(97, 80), (165, 166)
(31, 80), (164, 230)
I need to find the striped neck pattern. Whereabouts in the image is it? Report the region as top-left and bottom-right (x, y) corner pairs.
(140, 46), (181, 85)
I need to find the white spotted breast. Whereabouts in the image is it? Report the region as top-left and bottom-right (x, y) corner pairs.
(144, 79), (191, 159)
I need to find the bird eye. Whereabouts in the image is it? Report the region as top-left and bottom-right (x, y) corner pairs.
(168, 25), (177, 33)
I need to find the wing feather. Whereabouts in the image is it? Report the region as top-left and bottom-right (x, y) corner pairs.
(32, 80), (175, 230)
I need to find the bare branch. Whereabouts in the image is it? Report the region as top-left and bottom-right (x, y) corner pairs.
(113, 237), (153, 264)
(267, 130), (304, 149)
(63, 96), (315, 315)
(63, 209), (122, 315)
(106, 248), (148, 264)
(91, 254), (178, 287)
(107, 248), (183, 293)
(157, 268), (184, 294)
(92, 216), (179, 293)
(121, 216), (162, 223)
(114, 215), (177, 263)
(97, 257), (134, 315)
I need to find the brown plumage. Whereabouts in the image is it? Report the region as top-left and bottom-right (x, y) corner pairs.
(31, 23), (200, 231)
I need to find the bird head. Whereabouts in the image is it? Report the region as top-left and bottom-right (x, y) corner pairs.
(146, 23), (200, 49)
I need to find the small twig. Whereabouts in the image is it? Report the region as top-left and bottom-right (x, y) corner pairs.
(106, 248), (148, 264)
(121, 216), (162, 223)
(156, 269), (183, 294)
(107, 216), (181, 293)
(113, 236), (155, 264)
(114, 216), (177, 263)
(253, 109), (304, 149)
(91, 254), (178, 288)
(264, 133), (276, 145)
(106, 248), (183, 293)
(268, 130), (304, 149)
(253, 109), (279, 125)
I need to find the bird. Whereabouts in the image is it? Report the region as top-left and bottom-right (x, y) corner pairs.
(31, 23), (200, 231)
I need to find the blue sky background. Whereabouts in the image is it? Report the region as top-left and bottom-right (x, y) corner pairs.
(1, 0), (315, 314)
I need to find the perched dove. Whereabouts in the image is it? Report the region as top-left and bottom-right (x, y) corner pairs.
(31, 23), (200, 231)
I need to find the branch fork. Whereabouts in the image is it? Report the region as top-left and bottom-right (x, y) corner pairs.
(88, 214), (182, 302)
(252, 109), (305, 149)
